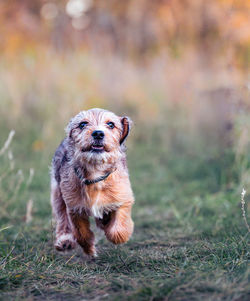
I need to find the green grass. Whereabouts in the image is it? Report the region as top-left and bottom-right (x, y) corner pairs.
(0, 123), (249, 301)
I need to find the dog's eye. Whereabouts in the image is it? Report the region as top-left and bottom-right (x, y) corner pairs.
(107, 122), (115, 129)
(78, 121), (88, 129)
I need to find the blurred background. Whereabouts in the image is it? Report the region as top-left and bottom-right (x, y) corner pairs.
(0, 1), (250, 299)
(0, 0), (250, 235)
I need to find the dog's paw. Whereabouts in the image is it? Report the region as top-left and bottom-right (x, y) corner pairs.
(105, 220), (134, 244)
(89, 246), (98, 258)
(55, 233), (76, 252)
(82, 244), (98, 258)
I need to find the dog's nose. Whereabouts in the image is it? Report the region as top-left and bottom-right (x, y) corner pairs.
(92, 130), (104, 139)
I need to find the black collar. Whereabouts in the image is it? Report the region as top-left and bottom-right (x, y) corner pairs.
(74, 166), (114, 185)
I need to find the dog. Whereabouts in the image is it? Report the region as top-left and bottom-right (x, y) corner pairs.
(50, 108), (134, 257)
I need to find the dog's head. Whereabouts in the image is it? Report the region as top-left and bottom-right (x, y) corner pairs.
(66, 108), (131, 164)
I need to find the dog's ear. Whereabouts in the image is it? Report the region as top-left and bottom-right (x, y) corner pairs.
(120, 116), (132, 145)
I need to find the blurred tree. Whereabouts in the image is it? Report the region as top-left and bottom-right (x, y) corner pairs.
(0, 0), (249, 68)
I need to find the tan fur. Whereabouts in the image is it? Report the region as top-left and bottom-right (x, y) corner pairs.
(50, 108), (134, 257)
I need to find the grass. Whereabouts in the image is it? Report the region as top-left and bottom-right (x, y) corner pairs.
(0, 123), (249, 301)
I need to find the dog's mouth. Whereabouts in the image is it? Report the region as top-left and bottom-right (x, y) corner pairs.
(82, 142), (109, 153)
(91, 143), (105, 152)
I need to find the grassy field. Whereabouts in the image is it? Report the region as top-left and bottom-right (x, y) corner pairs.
(0, 53), (250, 300)
(0, 127), (249, 300)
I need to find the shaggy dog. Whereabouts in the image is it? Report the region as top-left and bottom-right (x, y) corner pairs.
(50, 108), (134, 257)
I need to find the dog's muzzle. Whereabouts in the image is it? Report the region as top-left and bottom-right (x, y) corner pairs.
(91, 130), (105, 152)
(92, 130), (104, 140)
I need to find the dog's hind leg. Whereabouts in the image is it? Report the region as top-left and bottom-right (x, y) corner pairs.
(51, 178), (76, 251)
(69, 210), (97, 257)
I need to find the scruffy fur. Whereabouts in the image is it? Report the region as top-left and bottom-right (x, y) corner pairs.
(50, 108), (134, 256)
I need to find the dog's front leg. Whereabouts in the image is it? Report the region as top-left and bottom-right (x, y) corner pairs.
(69, 210), (97, 257)
(105, 202), (134, 244)
(51, 182), (76, 252)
